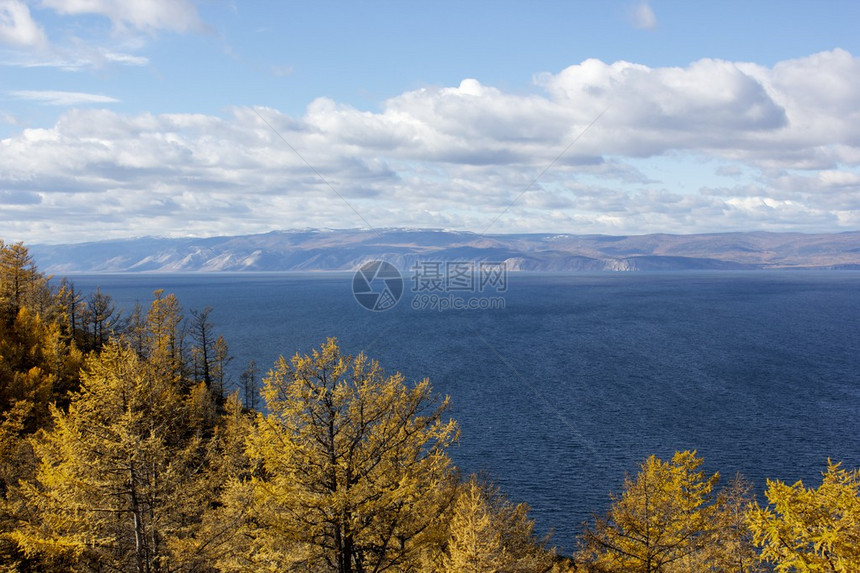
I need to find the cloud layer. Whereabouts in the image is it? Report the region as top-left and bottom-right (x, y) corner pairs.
(2, 50), (860, 243)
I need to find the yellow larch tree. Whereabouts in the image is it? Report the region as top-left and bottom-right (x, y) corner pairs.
(746, 460), (860, 572)
(0, 242), (83, 570)
(576, 450), (720, 572)
(443, 477), (505, 572)
(0, 241), (44, 321)
(442, 475), (563, 573)
(174, 392), (257, 571)
(11, 342), (222, 572)
(145, 290), (185, 383)
(671, 474), (765, 572)
(233, 338), (459, 573)
(0, 241), (82, 427)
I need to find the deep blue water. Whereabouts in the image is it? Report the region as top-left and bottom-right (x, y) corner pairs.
(65, 271), (860, 552)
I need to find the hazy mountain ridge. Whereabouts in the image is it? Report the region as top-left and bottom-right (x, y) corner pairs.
(30, 229), (860, 273)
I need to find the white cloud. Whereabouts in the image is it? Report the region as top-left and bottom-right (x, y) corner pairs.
(102, 51), (148, 66)
(10, 89), (120, 105)
(0, 110), (18, 124)
(537, 57), (789, 157)
(2, 50), (860, 243)
(41, 0), (203, 34)
(818, 170), (860, 188)
(629, 1), (657, 30)
(0, 0), (197, 70)
(0, 0), (47, 47)
(0, 45), (148, 69)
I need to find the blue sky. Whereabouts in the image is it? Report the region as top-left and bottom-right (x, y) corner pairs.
(2, 1), (860, 243)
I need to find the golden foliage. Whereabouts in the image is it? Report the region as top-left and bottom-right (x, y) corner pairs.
(0, 242), (85, 569)
(442, 475), (561, 573)
(747, 461), (860, 572)
(577, 451), (720, 572)
(12, 343), (223, 571)
(233, 338), (459, 572)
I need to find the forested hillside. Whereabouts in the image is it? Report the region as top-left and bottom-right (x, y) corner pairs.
(1, 240), (858, 572)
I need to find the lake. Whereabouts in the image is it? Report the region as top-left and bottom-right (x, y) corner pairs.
(65, 271), (860, 552)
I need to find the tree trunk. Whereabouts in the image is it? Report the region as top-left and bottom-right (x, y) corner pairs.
(129, 464), (151, 573)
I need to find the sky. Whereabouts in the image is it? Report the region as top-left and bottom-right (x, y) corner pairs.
(1, 1), (860, 244)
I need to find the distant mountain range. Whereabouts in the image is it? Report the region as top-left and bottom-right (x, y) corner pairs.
(30, 229), (860, 273)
